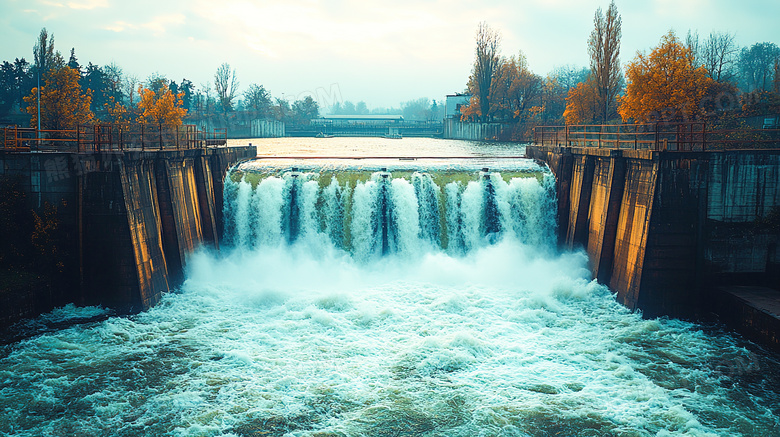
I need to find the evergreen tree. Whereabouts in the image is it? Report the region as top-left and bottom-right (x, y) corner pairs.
(67, 48), (80, 72)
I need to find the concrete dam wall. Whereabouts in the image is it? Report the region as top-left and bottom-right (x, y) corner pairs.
(526, 145), (780, 322)
(0, 146), (256, 326)
(442, 119), (507, 141)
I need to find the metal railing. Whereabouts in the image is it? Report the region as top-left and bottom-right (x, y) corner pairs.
(533, 123), (780, 151)
(1, 124), (228, 153)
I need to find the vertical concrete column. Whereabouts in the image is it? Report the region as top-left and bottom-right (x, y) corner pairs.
(553, 147), (574, 247)
(587, 150), (626, 283)
(194, 151), (219, 249)
(165, 157), (204, 260)
(609, 155), (659, 310)
(154, 158), (183, 286)
(566, 153), (595, 249)
(119, 159), (170, 310)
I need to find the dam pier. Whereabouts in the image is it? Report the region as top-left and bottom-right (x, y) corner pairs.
(529, 123), (780, 349)
(1, 125), (255, 327)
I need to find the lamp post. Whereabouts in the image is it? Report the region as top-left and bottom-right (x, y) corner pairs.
(37, 68), (41, 142)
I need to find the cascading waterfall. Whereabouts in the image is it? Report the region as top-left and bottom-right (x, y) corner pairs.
(412, 171), (441, 246)
(481, 170), (501, 239)
(282, 169), (302, 244)
(222, 166), (557, 257)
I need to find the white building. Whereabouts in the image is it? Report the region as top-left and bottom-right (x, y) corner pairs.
(445, 94), (472, 119)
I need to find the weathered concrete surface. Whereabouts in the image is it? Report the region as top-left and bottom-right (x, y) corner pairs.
(639, 157), (707, 315)
(113, 147), (255, 311)
(527, 145), (780, 323)
(442, 119), (507, 141)
(715, 286), (780, 351)
(119, 159), (170, 310)
(566, 154), (593, 249)
(610, 154), (658, 311)
(586, 149), (625, 283)
(81, 157), (139, 311)
(0, 145), (255, 325)
(194, 157), (218, 248)
(165, 159), (205, 269)
(251, 119), (285, 138)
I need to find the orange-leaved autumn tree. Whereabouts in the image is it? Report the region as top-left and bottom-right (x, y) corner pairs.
(618, 31), (715, 122)
(104, 96), (128, 124)
(136, 83), (187, 126)
(563, 77), (600, 124)
(24, 66), (94, 130)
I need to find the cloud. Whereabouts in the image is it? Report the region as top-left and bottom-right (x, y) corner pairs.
(103, 20), (135, 32)
(39, 0), (65, 7)
(140, 13), (186, 36)
(102, 13), (186, 36)
(66, 0), (108, 10)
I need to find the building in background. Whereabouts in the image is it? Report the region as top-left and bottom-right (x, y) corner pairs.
(445, 93), (471, 120)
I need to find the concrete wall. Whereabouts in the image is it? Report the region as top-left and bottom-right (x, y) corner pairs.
(110, 147), (255, 311)
(118, 158), (170, 310)
(705, 152), (780, 280)
(610, 152), (661, 311)
(1, 152), (82, 325)
(251, 119), (285, 138)
(527, 145), (780, 318)
(0, 145), (255, 325)
(443, 119), (507, 141)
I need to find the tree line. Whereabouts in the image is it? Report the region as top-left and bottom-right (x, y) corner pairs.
(0, 28), (322, 131)
(463, 2), (780, 138)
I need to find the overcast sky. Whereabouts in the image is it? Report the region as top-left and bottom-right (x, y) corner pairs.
(1, 0), (778, 108)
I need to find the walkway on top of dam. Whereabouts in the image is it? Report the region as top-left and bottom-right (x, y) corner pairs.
(534, 122), (780, 151)
(2, 124), (228, 154)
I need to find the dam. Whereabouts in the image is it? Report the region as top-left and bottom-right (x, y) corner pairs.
(526, 127), (780, 349)
(1, 137), (778, 436)
(0, 126), (256, 325)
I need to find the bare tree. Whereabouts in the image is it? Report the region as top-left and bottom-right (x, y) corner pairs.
(685, 30), (701, 67)
(701, 31), (738, 83)
(775, 58), (780, 94)
(214, 62), (239, 113)
(122, 73), (139, 107)
(587, 1), (622, 123)
(200, 81), (213, 119)
(472, 22), (501, 121)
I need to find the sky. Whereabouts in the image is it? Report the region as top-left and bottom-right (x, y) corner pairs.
(1, 0), (779, 109)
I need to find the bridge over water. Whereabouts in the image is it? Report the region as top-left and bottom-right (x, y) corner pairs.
(287, 116), (443, 138)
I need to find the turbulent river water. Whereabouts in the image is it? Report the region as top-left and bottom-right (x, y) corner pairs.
(1, 138), (779, 436)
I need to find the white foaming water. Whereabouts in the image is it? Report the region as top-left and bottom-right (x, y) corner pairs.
(1, 156), (779, 436)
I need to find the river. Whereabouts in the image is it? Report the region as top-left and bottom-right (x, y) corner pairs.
(1, 137), (778, 436)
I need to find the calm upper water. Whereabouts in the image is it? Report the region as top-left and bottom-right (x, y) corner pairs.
(1, 137), (778, 436)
